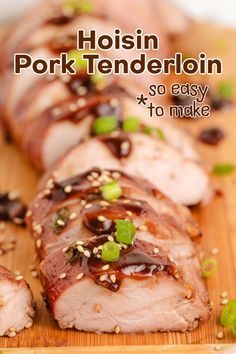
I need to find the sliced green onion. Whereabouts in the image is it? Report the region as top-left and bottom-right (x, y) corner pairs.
(217, 81), (233, 100)
(201, 257), (218, 278)
(232, 319), (236, 336)
(212, 163), (235, 176)
(143, 126), (155, 135)
(143, 126), (165, 141)
(123, 116), (140, 132)
(100, 180), (122, 201)
(91, 72), (106, 86)
(92, 115), (118, 135)
(156, 128), (165, 141)
(68, 49), (87, 70)
(101, 241), (120, 262)
(115, 219), (136, 245)
(220, 300), (236, 326)
(63, 0), (93, 14)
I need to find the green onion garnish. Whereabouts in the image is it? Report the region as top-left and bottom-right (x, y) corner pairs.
(201, 257), (218, 278)
(232, 319), (236, 336)
(101, 241), (120, 262)
(156, 128), (165, 141)
(68, 49), (87, 71)
(115, 219), (136, 245)
(123, 116), (140, 132)
(91, 72), (106, 86)
(92, 115), (118, 135)
(143, 126), (154, 135)
(143, 126), (165, 140)
(100, 180), (122, 202)
(220, 300), (236, 326)
(212, 163), (235, 176)
(217, 81), (233, 100)
(63, 0), (93, 14)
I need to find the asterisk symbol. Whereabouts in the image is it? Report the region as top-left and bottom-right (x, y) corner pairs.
(136, 94), (148, 106)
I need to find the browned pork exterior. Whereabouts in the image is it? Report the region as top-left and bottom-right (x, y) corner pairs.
(0, 266), (35, 336)
(27, 168), (210, 333)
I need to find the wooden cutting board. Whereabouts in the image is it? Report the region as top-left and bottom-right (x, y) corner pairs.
(0, 22), (236, 354)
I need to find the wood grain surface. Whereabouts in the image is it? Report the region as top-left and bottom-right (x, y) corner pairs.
(0, 22), (236, 354)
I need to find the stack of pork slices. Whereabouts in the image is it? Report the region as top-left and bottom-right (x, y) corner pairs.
(0, 0), (211, 333)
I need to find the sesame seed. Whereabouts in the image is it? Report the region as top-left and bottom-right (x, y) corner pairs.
(77, 98), (86, 108)
(153, 248), (159, 254)
(8, 331), (16, 338)
(43, 189), (51, 196)
(69, 103), (78, 112)
(100, 201), (110, 207)
(107, 235), (114, 242)
(81, 200), (86, 206)
(9, 327), (16, 332)
(126, 210), (132, 217)
(25, 210), (32, 218)
(91, 172), (99, 179)
(13, 217), (24, 225)
(69, 213), (77, 220)
(102, 264), (110, 271)
(84, 250), (91, 258)
(139, 225), (147, 231)
(25, 322), (33, 329)
(99, 274), (107, 282)
(59, 273), (67, 279)
(168, 255), (174, 262)
(93, 247), (98, 254)
(52, 107), (62, 117)
(31, 270), (38, 278)
(220, 291), (228, 298)
(16, 275), (23, 281)
(77, 86), (87, 95)
(36, 239), (42, 248)
(121, 141), (130, 155)
(120, 243), (128, 249)
(77, 245), (84, 253)
(76, 240), (84, 246)
(110, 98), (119, 107)
(63, 246), (69, 253)
(211, 248), (219, 255)
(64, 185), (72, 194)
(87, 175), (93, 181)
(221, 299), (228, 305)
(98, 215), (106, 222)
(84, 204), (92, 209)
(110, 274), (116, 283)
(216, 331), (224, 339)
(8, 192), (19, 201)
(92, 181), (100, 187)
(56, 219), (65, 226)
(76, 273), (84, 280)
(98, 245), (103, 250)
(111, 172), (121, 179)
(95, 304), (101, 312)
(123, 199), (131, 204)
(114, 325), (120, 334)
(214, 346), (221, 351)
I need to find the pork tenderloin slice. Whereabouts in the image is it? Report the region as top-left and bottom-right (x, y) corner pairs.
(28, 168), (200, 258)
(0, 266), (35, 336)
(47, 133), (209, 205)
(40, 237), (209, 333)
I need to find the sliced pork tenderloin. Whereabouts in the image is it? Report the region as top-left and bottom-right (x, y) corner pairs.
(0, 266), (35, 337)
(27, 168), (201, 259)
(44, 133), (209, 205)
(28, 168), (210, 332)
